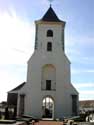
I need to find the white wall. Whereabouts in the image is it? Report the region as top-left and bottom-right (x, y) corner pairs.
(17, 21), (78, 118)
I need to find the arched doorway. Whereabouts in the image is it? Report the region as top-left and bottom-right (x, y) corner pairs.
(42, 96), (54, 118)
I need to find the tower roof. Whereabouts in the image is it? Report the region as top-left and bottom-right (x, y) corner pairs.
(41, 6), (63, 22)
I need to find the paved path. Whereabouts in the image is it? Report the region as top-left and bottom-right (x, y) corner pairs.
(32, 121), (94, 125)
(33, 121), (63, 125)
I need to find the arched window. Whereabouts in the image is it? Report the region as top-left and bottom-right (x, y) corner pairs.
(47, 42), (52, 51)
(41, 64), (56, 91)
(47, 30), (53, 37)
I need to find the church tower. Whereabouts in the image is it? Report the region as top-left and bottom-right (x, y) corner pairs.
(7, 6), (79, 119)
(25, 6), (79, 118)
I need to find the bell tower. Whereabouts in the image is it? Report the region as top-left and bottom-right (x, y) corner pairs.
(34, 6), (65, 52)
(7, 5), (79, 119)
(25, 6), (78, 118)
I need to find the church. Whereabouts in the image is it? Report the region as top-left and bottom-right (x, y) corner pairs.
(7, 6), (79, 119)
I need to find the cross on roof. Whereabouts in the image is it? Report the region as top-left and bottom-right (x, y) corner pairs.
(48, 0), (54, 4)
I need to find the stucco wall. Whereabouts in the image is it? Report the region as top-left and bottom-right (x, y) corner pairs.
(15, 21), (78, 119)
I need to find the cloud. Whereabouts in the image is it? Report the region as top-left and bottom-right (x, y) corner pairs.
(0, 9), (35, 65)
(79, 90), (94, 100)
(72, 69), (94, 74)
(0, 9), (35, 102)
(80, 90), (94, 95)
(73, 83), (94, 88)
(73, 82), (94, 100)
(74, 57), (94, 64)
(65, 36), (94, 55)
(79, 94), (94, 101)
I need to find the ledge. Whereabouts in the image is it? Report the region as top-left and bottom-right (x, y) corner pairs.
(0, 120), (16, 124)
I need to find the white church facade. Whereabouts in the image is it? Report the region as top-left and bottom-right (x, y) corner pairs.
(7, 6), (79, 119)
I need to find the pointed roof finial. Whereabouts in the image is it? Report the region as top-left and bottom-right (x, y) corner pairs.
(48, 0), (54, 6)
(50, 4), (52, 7)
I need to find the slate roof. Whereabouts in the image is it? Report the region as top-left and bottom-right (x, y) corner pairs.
(41, 6), (63, 22)
(80, 100), (94, 108)
(10, 82), (26, 92)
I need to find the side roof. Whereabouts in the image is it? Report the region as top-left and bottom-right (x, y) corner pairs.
(9, 82), (26, 92)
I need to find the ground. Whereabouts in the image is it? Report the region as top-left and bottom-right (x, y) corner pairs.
(32, 121), (63, 125)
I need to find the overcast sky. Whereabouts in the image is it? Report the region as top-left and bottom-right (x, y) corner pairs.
(0, 0), (94, 102)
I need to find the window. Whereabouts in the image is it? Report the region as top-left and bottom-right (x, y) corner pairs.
(41, 64), (56, 91)
(46, 80), (51, 90)
(72, 95), (78, 116)
(20, 94), (25, 116)
(47, 30), (53, 37)
(47, 42), (52, 51)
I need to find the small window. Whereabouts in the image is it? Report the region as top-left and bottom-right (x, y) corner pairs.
(47, 42), (52, 51)
(46, 80), (51, 90)
(47, 30), (53, 37)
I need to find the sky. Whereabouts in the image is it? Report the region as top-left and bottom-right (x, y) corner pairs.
(0, 0), (94, 102)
